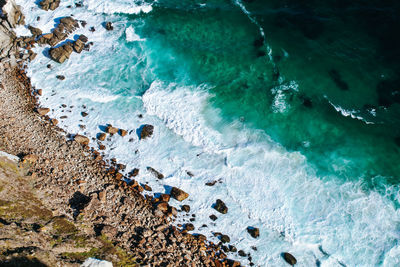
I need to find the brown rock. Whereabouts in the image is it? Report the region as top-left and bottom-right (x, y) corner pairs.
(99, 145), (106, 150)
(105, 22), (114, 31)
(214, 199), (228, 214)
(49, 43), (73, 63)
(105, 125), (118, 134)
(119, 129), (128, 137)
(56, 75), (65, 80)
(209, 214), (218, 221)
(129, 168), (139, 177)
(39, 0), (61, 11)
(37, 89), (43, 96)
(181, 205), (190, 213)
(36, 108), (50, 116)
(51, 118), (58, 125)
(81, 112), (88, 117)
(28, 25), (42, 36)
(73, 39), (85, 53)
(143, 184), (152, 191)
(170, 187), (189, 202)
(98, 191), (106, 202)
(157, 202), (169, 213)
(185, 223), (195, 231)
(23, 154), (38, 164)
(247, 227), (259, 238)
(282, 252), (297, 265)
(160, 194), (170, 202)
(205, 180), (217, 186)
(74, 135), (89, 145)
(147, 167), (164, 179)
(97, 133), (106, 141)
(139, 124), (154, 139)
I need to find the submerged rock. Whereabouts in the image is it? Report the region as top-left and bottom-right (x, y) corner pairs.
(282, 252), (297, 265)
(105, 22), (114, 31)
(147, 167), (164, 179)
(170, 187), (189, 201)
(213, 199), (228, 214)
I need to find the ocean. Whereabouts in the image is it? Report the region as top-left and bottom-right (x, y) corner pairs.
(16, 0), (400, 265)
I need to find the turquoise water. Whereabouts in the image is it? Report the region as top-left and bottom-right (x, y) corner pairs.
(18, 0), (400, 265)
(135, 0), (400, 184)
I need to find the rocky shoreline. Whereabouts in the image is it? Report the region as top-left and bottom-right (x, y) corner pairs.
(0, 1), (242, 266)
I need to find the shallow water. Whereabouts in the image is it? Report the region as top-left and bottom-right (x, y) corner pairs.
(16, 0), (400, 266)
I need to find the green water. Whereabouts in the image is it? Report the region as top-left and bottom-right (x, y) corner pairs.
(130, 0), (400, 185)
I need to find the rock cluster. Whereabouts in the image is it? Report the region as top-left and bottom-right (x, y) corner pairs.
(38, 17), (79, 47)
(39, 0), (60, 11)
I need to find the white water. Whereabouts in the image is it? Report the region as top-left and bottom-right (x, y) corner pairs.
(16, 0), (400, 266)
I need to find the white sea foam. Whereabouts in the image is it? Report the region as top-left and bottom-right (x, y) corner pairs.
(16, 1), (400, 266)
(329, 100), (374, 124)
(125, 26), (145, 42)
(86, 0), (153, 15)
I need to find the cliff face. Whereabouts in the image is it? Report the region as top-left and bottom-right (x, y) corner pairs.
(0, 0), (24, 65)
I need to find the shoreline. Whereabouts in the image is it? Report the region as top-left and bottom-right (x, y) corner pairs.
(0, 1), (241, 266)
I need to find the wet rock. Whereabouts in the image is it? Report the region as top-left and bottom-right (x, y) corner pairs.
(49, 43), (73, 63)
(78, 34), (88, 43)
(238, 250), (246, 257)
(220, 234), (230, 243)
(185, 223), (195, 231)
(89, 26), (95, 32)
(37, 89), (42, 96)
(181, 205), (190, 213)
(119, 129), (128, 137)
(105, 125), (118, 134)
(28, 25), (42, 37)
(73, 39), (85, 53)
(247, 227), (259, 238)
(81, 112), (88, 117)
(51, 118), (58, 125)
(143, 184), (152, 191)
(139, 124), (154, 140)
(97, 133), (106, 141)
(170, 187), (189, 201)
(205, 180), (217, 186)
(129, 168), (139, 177)
(160, 194), (170, 202)
(39, 0), (60, 11)
(213, 199), (228, 214)
(147, 167), (164, 179)
(209, 214), (218, 221)
(56, 75), (65, 80)
(156, 202), (169, 213)
(36, 107), (50, 116)
(282, 252), (297, 265)
(105, 22), (114, 31)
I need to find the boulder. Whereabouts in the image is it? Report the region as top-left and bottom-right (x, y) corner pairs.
(39, 0), (61, 11)
(78, 34), (88, 43)
(119, 129), (128, 137)
(56, 75), (65, 80)
(97, 133), (106, 141)
(143, 184), (152, 191)
(139, 124), (154, 139)
(170, 187), (189, 202)
(282, 252), (297, 265)
(247, 227), (259, 238)
(28, 25), (42, 37)
(36, 107), (50, 116)
(185, 223), (195, 231)
(181, 205), (190, 213)
(105, 22), (114, 31)
(74, 135), (89, 145)
(214, 199), (228, 214)
(49, 43), (73, 63)
(73, 39), (85, 53)
(129, 168), (139, 177)
(147, 167), (164, 179)
(156, 202), (169, 213)
(160, 194), (170, 202)
(105, 125), (118, 134)
(209, 214), (217, 221)
(220, 234), (230, 243)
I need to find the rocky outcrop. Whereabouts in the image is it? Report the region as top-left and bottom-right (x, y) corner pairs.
(2, 0), (25, 28)
(38, 17), (79, 47)
(247, 227), (259, 238)
(36, 107), (50, 116)
(39, 0), (60, 11)
(214, 199), (228, 214)
(28, 25), (42, 37)
(283, 252), (297, 265)
(170, 187), (189, 201)
(49, 42), (73, 63)
(139, 124), (154, 139)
